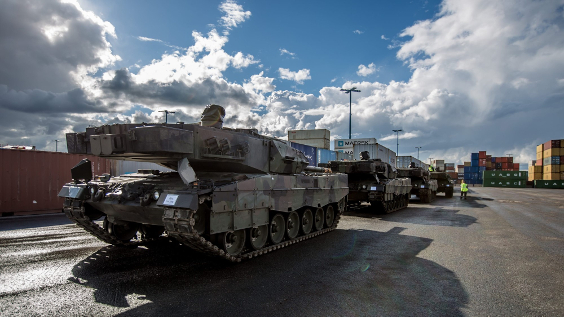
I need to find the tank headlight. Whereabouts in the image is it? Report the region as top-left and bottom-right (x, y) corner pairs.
(421, 185), (425, 188)
(362, 185), (367, 189)
(153, 191), (160, 201)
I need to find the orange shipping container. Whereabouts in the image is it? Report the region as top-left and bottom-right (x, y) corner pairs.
(0, 149), (111, 215)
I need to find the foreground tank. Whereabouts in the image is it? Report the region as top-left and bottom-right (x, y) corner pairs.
(397, 168), (438, 203)
(328, 152), (411, 213)
(430, 172), (454, 198)
(59, 105), (348, 262)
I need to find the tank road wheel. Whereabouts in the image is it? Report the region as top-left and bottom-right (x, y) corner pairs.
(269, 213), (286, 244)
(220, 230), (246, 256)
(286, 212), (300, 240)
(313, 208), (324, 231)
(324, 205), (335, 228)
(103, 217), (139, 242)
(248, 225), (268, 250)
(446, 188), (454, 198)
(300, 209), (314, 235)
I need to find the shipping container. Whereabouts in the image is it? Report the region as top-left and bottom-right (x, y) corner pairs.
(543, 173), (560, 180)
(0, 149), (110, 215)
(290, 139), (330, 150)
(536, 152), (543, 161)
(317, 148), (337, 165)
(483, 171), (527, 180)
(543, 156), (560, 166)
(336, 151), (353, 161)
(471, 153), (479, 160)
(111, 161), (174, 176)
(397, 156), (427, 168)
(353, 143), (396, 166)
(536, 144), (544, 153)
(288, 129), (330, 140)
(334, 138), (377, 150)
(479, 151), (486, 159)
(543, 165), (560, 174)
(290, 142), (317, 166)
(544, 140), (561, 150)
(543, 148), (560, 158)
(491, 157), (496, 163)
(483, 180), (526, 188)
(471, 159), (479, 166)
(534, 180), (564, 189)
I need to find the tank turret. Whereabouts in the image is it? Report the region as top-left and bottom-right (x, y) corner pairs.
(397, 167), (438, 203)
(60, 105), (348, 262)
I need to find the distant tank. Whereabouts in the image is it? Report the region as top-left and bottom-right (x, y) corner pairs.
(397, 167), (438, 203)
(430, 172), (454, 198)
(59, 105), (348, 262)
(328, 151), (411, 213)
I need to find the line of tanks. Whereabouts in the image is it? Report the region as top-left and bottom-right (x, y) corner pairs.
(58, 105), (453, 262)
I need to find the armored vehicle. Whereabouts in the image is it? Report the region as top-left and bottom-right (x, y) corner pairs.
(430, 172), (454, 198)
(397, 168), (438, 203)
(59, 105), (348, 262)
(328, 151), (411, 213)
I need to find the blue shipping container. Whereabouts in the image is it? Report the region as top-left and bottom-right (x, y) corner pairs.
(476, 179), (483, 184)
(471, 159), (479, 166)
(317, 148), (337, 165)
(491, 157), (496, 163)
(470, 166), (479, 173)
(479, 166), (486, 171)
(290, 142), (317, 166)
(471, 153), (479, 160)
(464, 166), (471, 173)
(464, 172), (471, 179)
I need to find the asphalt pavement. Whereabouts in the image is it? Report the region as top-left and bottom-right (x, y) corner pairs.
(1, 187), (563, 316)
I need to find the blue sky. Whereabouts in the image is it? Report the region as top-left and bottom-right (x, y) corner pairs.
(0, 0), (563, 166)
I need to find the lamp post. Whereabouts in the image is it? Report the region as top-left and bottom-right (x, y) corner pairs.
(54, 140), (60, 152)
(159, 110), (176, 124)
(415, 146), (422, 160)
(429, 157), (433, 166)
(340, 87), (361, 139)
(392, 129), (402, 156)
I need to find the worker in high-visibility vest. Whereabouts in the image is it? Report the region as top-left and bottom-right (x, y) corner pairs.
(460, 180), (469, 199)
(428, 165), (435, 172)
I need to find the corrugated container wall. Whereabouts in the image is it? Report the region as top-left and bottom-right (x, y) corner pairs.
(317, 149), (337, 165)
(0, 149), (110, 214)
(288, 129), (330, 150)
(111, 161), (175, 176)
(396, 156), (428, 169)
(336, 151), (353, 161)
(353, 144), (396, 167)
(290, 142), (317, 167)
(288, 139), (330, 150)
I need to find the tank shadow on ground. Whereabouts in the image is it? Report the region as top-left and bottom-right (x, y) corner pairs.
(346, 205), (477, 228)
(69, 228), (469, 317)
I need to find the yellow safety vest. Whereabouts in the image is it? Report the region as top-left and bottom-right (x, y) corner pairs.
(461, 183), (468, 192)
(429, 166), (434, 171)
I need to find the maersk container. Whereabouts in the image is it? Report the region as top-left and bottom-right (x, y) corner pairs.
(534, 180), (564, 189)
(483, 171), (527, 180)
(317, 148), (337, 165)
(483, 180), (526, 188)
(290, 142), (317, 166)
(353, 143), (396, 167)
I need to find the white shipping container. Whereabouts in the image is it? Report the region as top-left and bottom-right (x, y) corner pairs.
(334, 138), (377, 150)
(290, 138), (330, 150)
(111, 160), (175, 176)
(353, 143), (397, 167)
(288, 129), (330, 141)
(397, 156), (427, 169)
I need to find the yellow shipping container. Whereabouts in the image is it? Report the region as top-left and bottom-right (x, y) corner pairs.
(544, 165), (560, 173)
(536, 152), (543, 161)
(529, 172), (543, 181)
(537, 144), (544, 153)
(543, 148), (560, 158)
(464, 161), (471, 166)
(543, 173), (560, 180)
(534, 165), (543, 173)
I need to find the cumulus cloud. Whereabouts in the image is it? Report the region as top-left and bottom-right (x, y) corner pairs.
(219, 0), (251, 34)
(278, 68), (311, 84)
(0, 0), (120, 93)
(354, 30), (363, 34)
(280, 48), (296, 58)
(357, 63), (379, 77)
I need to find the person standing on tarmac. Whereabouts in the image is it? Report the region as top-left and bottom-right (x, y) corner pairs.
(460, 180), (468, 199)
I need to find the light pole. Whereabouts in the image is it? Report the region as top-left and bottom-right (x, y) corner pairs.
(429, 157), (433, 166)
(54, 140), (60, 152)
(415, 146), (422, 160)
(340, 87), (361, 139)
(392, 129), (402, 156)
(159, 110), (176, 124)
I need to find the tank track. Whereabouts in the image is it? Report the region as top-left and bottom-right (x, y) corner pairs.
(371, 194), (409, 214)
(419, 189), (437, 203)
(64, 203), (342, 262)
(63, 206), (164, 247)
(162, 205), (342, 262)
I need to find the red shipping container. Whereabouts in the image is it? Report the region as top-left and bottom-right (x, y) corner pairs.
(486, 155), (492, 160)
(513, 163), (519, 170)
(507, 157), (513, 163)
(501, 162), (508, 169)
(479, 158), (486, 166)
(0, 149), (111, 215)
(536, 160), (543, 166)
(507, 163), (513, 169)
(479, 151), (486, 159)
(513, 168), (519, 171)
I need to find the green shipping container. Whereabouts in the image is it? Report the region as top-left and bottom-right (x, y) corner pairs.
(482, 171), (528, 180)
(483, 179), (526, 188)
(534, 180), (564, 189)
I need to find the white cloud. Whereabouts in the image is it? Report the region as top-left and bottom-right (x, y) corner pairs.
(278, 68), (311, 84)
(380, 131), (420, 141)
(137, 36), (163, 42)
(280, 48), (296, 58)
(381, 35), (389, 40)
(219, 0), (251, 34)
(353, 30), (363, 34)
(357, 63), (379, 76)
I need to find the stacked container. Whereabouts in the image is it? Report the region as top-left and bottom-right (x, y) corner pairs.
(288, 129), (330, 150)
(532, 139), (564, 183)
(396, 156), (429, 169)
(353, 143), (396, 167)
(483, 171), (527, 188)
(291, 142), (353, 166)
